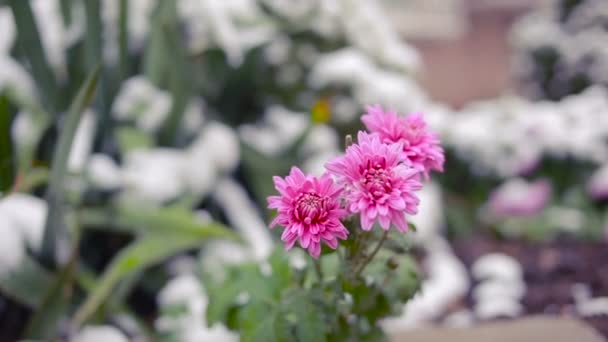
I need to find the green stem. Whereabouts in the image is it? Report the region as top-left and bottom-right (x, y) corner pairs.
(313, 259), (323, 283)
(353, 230), (389, 278)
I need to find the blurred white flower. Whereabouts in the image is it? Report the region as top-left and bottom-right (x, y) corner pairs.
(87, 154), (123, 190)
(474, 297), (523, 320)
(182, 146), (218, 197)
(0, 193), (47, 252)
(0, 218), (25, 274)
(191, 122), (240, 173)
(0, 195), (46, 274)
(112, 76), (173, 133)
(74, 325), (128, 342)
(181, 99), (206, 135)
(212, 179), (273, 261)
(156, 272), (239, 342)
(12, 111), (38, 152)
(310, 48), (427, 114)
(339, 0), (421, 73)
(409, 182), (444, 245)
(472, 253), (525, 320)
(31, 0), (69, 74)
(472, 253), (523, 282)
(0, 8), (15, 54)
(0, 56), (37, 99)
(301, 124), (339, 156)
(303, 150), (340, 176)
(239, 105), (308, 156)
(264, 35), (291, 65)
(122, 148), (186, 203)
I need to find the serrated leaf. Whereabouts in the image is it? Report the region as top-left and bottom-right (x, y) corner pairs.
(0, 94), (15, 193)
(239, 301), (289, 342)
(205, 264), (274, 325)
(73, 234), (209, 326)
(41, 66), (100, 265)
(268, 248), (292, 294)
(290, 292), (327, 342)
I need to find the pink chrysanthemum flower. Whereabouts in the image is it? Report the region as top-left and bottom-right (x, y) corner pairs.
(361, 105), (444, 179)
(325, 131), (423, 231)
(267, 167), (349, 258)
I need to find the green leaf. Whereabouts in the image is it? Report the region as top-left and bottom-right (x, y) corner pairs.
(73, 234), (206, 327)
(0, 256), (54, 308)
(239, 301), (290, 342)
(83, 0), (102, 70)
(0, 94), (15, 193)
(290, 291), (327, 342)
(115, 126), (154, 153)
(205, 264), (273, 325)
(158, 3), (192, 146)
(143, 2), (172, 85)
(40, 66), (100, 265)
(80, 205), (240, 240)
(118, 0), (129, 80)
(268, 248), (292, 294)
(8, 0), (59, 112)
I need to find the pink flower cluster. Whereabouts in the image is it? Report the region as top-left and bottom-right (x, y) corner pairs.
(267, 105), (444, 257)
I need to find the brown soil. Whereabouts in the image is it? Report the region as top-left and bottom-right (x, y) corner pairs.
(452, 236), (608, 337)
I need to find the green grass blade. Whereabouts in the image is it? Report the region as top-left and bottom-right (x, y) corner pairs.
(118, 0), (129, 80)
(158, 9), (191, 146)
(72, 234), (213, 327)
(0, 94), (15, 193)
(79, 205), (240, 240)
(8, 0), (59, 113)
(41, 66), (100, 265)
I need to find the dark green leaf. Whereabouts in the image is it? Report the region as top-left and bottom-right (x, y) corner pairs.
(268, 248), (292, 294)
(158, 3), (192, 146)
(0, 94), (15, 193)
(290, 291), (327, 342)
(0, 256), (54, 308)
(239, 301), (290, 342)
(9, 0), (59, 112)
(205, 264), (273, 325)
(41, 66), (100, 265)
(118, 0), (129, 80)
(73, 234), (207, 326)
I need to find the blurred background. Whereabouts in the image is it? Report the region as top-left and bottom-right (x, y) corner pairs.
(1, 0), (608, 340)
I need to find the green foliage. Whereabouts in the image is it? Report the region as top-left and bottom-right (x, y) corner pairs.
(41, 66), (100, 265)
(204, 240), (421, 341)
(8, 0), (59, 112)
(0, 94), (15, 193)
(0, 256), (54, 308)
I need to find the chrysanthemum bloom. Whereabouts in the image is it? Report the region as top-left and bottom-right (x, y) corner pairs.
(325, 132), (423, 231)
(361, 105), (444, 179)
(267, 167), (348, 258)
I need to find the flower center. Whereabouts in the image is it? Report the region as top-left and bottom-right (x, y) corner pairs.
(294, 192), (327, 225)
(361, 160), (392, 198)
